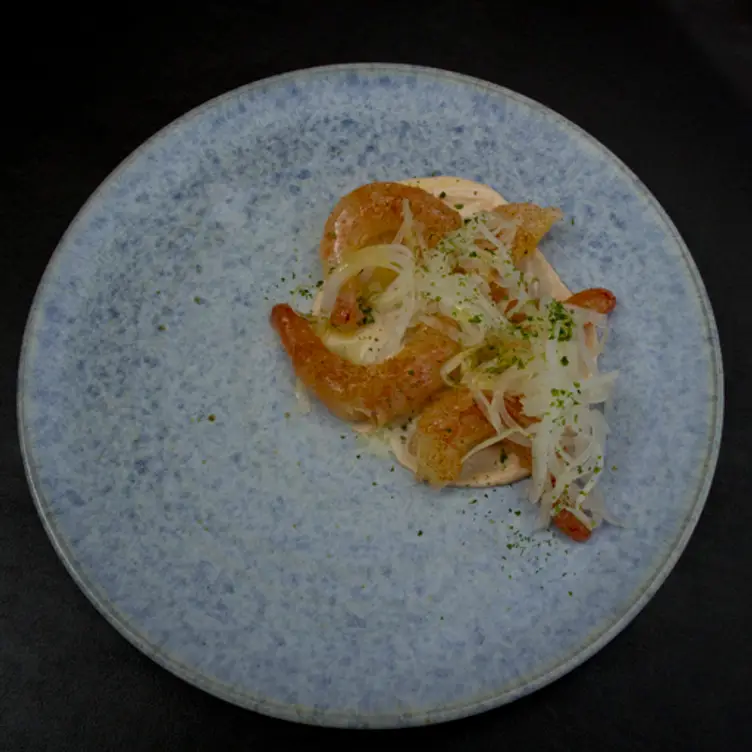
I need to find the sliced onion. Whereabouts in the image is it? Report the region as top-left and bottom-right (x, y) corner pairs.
(418, 315), (461, 341)
(392, 199), (414, 246)
(460, 429), (514, 463)
(579, 371), (619, 404)
(318, 244), (414, 315)
(470, 387), (504, 435)
(439, 346), (481, 386)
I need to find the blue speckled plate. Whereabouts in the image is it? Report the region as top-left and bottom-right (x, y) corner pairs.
(18, 65), (722, 728)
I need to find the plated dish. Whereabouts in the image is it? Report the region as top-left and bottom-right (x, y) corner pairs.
(19, 65), (721, 727)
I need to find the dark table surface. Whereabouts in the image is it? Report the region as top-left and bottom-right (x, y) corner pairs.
(3, 2), (751, 750)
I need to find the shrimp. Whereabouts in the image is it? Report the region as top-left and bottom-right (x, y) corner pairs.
(411, 388), (537, 486)
(489, 280), (509, 304)
(328, 278), (361, 329)
(321, 181), (462, 268)
(270, 304), (459, 426)
(493, 203), (563, 265)
(320, 182), (462, 330)
(565, 287), (617, 314)
(413, 388), (496, 487)
(553, 508), (592, 542)
(411, 386), (592, 541)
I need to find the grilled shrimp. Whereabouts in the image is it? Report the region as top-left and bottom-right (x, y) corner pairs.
(321, 181), (462, 268)
(412, 389), (538, 486)
(320, 182), (462, 330)
(493, 203), (563, 265)
(412, 387), (595, 542)
(270, 304), (459, 426)
(565, 287), (617, 313)
(412, 388), (496, 487)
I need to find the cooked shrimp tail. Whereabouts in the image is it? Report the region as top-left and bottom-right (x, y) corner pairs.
(553, 508), (593, 542)
(565, 287), (617, 314)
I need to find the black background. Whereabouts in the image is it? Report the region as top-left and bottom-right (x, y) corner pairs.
(2, 2), (751, 750)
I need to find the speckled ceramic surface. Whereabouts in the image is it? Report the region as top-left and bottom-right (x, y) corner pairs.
(19, 65), (722, 728)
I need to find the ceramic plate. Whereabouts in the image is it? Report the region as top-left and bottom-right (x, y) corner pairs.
(18, 64), (722, 728)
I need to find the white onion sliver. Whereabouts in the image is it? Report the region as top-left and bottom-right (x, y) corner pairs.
(470, 388), (503, 434)
(440, 346), (480, 386)
(579, 371), (619, 404)
(460, 430), (514, 463)
(418, 315), (461, 341)
(318, 243), (414, 315)
(392, 199), (414, 246)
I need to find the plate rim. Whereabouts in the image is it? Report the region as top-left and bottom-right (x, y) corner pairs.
(17, 62), (724, 728)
